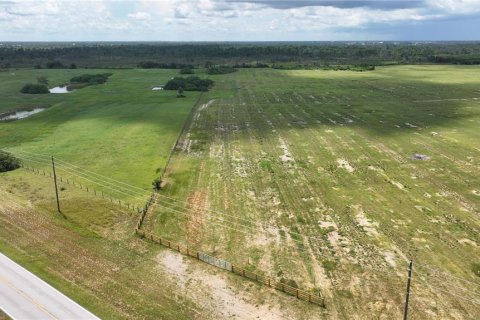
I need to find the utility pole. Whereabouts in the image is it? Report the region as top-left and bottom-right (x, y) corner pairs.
(51, 156), (61, 213)
(403, 260), (413, 320)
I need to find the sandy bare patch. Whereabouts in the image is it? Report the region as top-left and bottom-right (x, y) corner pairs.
(319, 221), (336, 229)
(472, 190), (480, 196)
(231, 150), (249, 177)
(458, 238), (478, 247)
(186, 190), (209, 246)
(383, 251), (397, 267)
(367, 165), (384, 173)
(198, 99), (215, 112)
(157, 250), (287, 319)
(353, 205), (379, 237)
(278, 138), (295, 164)
(390, 180), (405, 190)
(209, 142), (224, 158)
(337, 159), (354, 173)
(158, 251), (187, 283)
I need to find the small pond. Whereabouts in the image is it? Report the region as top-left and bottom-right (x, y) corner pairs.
(0, 108), (45, 121)
(49, 86), (70, 93)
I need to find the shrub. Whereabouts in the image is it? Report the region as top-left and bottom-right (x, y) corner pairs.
(322, 260), (337, 272)
(0, 151), (21, 172)
(152, 178), (162, 190)
(177, 87), (185, 98)
(45, 61), (64, 69)
(207, 65), (236, 75)
(70, 73), (112, 85)
(36, 76), (48, 85)
(259, 159), (273, 172)
(472, 262), (480, 277)
(180, 67), (194, 74)
(20, 83), (49, 94)
(280, 278), (299, 288)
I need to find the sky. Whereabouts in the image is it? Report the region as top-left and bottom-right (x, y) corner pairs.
(0, 0), (479, 41)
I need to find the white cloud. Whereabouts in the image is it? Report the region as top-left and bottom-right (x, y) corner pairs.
(0, 0), (478, 41)
(128, 11), (151, 20)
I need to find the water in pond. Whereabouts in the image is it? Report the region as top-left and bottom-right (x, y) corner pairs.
(0, 108), (45, 121)
(49, 86), (70, 93)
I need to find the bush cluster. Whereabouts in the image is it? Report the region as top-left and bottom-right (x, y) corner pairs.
(179, 67), (194, 74)
(164, 76), (214, 92)
(20, 83), (49, 94)
(207, 66), (237, 75)
(70, 73), (112, 85)
(0, 151), (21, 172)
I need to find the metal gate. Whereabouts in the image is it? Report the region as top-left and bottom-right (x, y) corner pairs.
(198, 252), (232, 271)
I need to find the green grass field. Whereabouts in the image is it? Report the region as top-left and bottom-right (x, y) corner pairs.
(143, 65), (480, 319)
(0, 68), (202, 205)
(1, 66), (479, 319)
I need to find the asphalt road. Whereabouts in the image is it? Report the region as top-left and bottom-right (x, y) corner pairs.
(0, 252), (100, 320)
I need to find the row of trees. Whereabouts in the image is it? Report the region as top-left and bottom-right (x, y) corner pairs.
(138, 61), (194, 69)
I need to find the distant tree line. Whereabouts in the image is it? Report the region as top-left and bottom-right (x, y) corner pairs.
(2, 42), (480, 68)
(138, 61), (194, 69)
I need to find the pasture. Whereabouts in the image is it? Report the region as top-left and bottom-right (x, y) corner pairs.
(0, 68), (201, 205)
(0, 65), (479, 319)
(143, 65), (480, 319)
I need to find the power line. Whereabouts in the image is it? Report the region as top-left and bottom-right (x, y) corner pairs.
(7, 152), (420, 279)
(13, 152), (402, 276)
(430, 287), (480, 307)
(415, 263), (480, 289)
(8, 150), (151, 196)
(15, 151), (332, 246)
